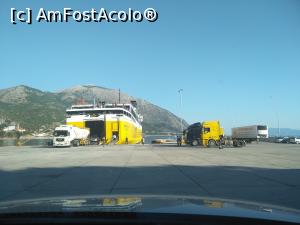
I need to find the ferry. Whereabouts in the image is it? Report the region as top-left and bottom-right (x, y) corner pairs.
(65, 101), (143, 144)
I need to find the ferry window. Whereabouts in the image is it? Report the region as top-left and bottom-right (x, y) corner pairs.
(131, 110), (138, 121)
(112, 110), (123, 114)
(89, 111), (104, 115)
(67, 111), (80, 115)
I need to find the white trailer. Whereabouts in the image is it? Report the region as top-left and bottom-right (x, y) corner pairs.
(53, 125), (90, 147)
(231, 125), (268, 143)
(290, 137), (300, 144)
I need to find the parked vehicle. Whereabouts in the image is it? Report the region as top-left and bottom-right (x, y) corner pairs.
(231, 125), (268, 143)
(281, 137), (290, 143)
(90, 135), (100, 145)
(53, 125), (90, 147)
(184, 121), (230, 148)
(289, 137), (300, 144)
(275, 137), (290, 143)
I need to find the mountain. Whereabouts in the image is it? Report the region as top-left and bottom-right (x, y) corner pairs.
(0, 85), (188, 133)
(268, 128), (300, 137)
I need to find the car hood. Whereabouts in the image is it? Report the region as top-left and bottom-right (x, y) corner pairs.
(0, 195), (299, 223)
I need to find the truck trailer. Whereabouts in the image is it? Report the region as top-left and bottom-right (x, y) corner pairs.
(53, 125), (90, 147)
(231, 125), (268, 143)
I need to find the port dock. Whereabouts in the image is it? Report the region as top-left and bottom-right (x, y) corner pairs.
(0, 143), (300, 209)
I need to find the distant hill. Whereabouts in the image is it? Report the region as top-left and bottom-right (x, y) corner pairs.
(269, 128), (300, 137)
(0, 85), (188, 133)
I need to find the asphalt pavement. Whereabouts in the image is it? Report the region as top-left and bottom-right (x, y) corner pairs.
(0, 142), (299, 209)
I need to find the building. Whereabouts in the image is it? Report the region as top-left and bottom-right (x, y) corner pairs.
(3, 125), (16, 132)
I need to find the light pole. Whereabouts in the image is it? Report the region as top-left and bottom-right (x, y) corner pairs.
(178, 89), (183, 135)
(276, 112), (280, 137)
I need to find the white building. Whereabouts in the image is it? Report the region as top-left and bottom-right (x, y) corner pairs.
(3, 125), (16, 132)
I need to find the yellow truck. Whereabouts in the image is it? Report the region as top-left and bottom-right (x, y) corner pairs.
(184, 121), (224, 147)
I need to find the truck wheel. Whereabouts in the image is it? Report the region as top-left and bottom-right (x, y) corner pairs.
(242, 140), (246, 147)
(208, 140), (216, 148)
(217, 141), (224, 149)
(233, 140), (238, 147)
(73, 140), (79, 147)
(191, 140), (198, 146)
(237, 140), (244, 147)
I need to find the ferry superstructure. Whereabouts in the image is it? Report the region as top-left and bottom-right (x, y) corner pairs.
(65, 101), (143, 144)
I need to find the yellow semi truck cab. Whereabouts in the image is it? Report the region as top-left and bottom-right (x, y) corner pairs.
(202, 121), (224, 147)
(185, 120), (224, 147)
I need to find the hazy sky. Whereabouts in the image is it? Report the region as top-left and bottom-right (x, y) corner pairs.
(1, 0), (300, 132)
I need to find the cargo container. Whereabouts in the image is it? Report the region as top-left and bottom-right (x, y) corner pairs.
(231, 125), (268, 143)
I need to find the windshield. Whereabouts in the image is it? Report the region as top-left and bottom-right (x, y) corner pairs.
(1, 0), (300, 219)
(257, 126), (268, 130)
(54, 131), (69, 137)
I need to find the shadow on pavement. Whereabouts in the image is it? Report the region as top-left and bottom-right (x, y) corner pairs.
(0, 165), (299, 209)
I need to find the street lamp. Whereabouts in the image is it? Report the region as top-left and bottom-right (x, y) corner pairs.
(178, 89), (183, 134)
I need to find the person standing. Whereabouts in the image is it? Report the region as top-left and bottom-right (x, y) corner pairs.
(177, 136), (182, 147)
(102, 136), (106, 147)
(142, 136), (145, 145)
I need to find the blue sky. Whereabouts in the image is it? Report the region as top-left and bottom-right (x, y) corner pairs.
(1, 0), (300, 132)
